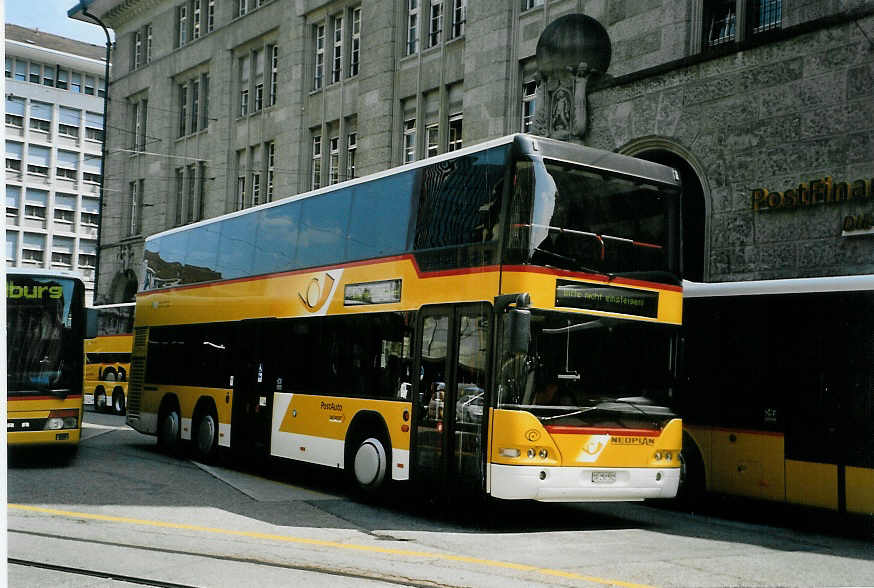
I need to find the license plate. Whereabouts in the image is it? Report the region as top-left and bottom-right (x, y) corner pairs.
(592, 471), (616, 484)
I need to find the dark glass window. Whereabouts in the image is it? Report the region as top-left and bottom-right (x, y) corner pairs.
(95, 305), (135, 336)
(414, 149), (505, 250)
(348, 171), (417, 259)
(185, 223), (221, 278)
(253, 202), (299, 276)
(681, 290), (874, 469)
(319, 313), (414, 399)
(141, 144), (510, 291)
(256, 312), (414, 400)
(296, 188), (352, 268)
(505, 159), (677, 280)
(217, 214), (257, 279)
(146, 323), (233, 389)
(6, 276), (82, 394)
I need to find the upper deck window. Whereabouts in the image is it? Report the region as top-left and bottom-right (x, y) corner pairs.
(505, 159), (680, 282)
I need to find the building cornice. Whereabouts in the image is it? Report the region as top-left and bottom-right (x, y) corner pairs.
(69, 0), (165, 30)
(6, 39), (110, 74)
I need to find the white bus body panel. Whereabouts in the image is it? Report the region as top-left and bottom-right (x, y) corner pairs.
(489, 464), (680, 502)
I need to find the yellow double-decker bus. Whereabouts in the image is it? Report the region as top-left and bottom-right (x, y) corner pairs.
(127, 134), (684, 501)
(84, 302), (135, 414)
(679, 277), (874, 515)
(7, 269), (88, 457)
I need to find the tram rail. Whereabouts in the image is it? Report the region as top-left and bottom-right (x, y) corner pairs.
(8, 528), (454, 588)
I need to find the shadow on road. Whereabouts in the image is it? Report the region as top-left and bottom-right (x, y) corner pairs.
(8, 413), (873, 563)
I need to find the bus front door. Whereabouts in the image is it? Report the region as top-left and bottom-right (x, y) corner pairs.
(412, 304), (489, 497)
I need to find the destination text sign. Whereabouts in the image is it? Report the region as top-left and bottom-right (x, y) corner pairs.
(555, 281), (659, 318)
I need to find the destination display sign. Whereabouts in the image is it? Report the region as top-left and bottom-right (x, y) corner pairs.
(344, 279), (402, 306)
(555, 280), (659, 318)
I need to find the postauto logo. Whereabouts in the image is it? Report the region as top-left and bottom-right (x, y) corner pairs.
(6, 281), (63, 300)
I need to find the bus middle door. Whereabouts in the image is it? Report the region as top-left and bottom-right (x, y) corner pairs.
(230, 320), (275, 457)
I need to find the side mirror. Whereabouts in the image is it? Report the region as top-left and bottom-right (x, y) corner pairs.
(85, 308), (98, 339)
(508, 308), (530, 354)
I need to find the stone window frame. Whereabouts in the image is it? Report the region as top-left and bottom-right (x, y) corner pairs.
(130, 24), (153, 71)
(128, 178), (144, 236)
(314, 22), (326, 90)
(346, 132), (357, 180)
(693, 0), (783, 53)
(449, 0), (466, 40)
(403, 117), (417, 163)
(331, 13), (344, 84)
(266, 141), (276, 202)
(447, 113), (463, 152)
(426, 0), (443, 49)
(349, 7), (361, 77)
(311, 134), (322, 190)
(237, 38), (276, 116)
(406, 0), (420, 56)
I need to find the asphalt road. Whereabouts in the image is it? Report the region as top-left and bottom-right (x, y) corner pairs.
(7, 408), (874, 587)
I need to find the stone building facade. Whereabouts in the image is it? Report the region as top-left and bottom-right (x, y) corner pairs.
(71, 0), (874, 302)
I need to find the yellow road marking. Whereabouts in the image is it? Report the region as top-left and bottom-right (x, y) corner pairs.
(10, 503), (653, 588)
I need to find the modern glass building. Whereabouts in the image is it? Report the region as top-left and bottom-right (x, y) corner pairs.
(5, 24), (109, 304)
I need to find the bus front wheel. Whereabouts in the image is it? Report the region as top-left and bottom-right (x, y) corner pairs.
(677, 432), (705, 510)
(351, 436), (389, 495)
(157, 404), (181, 454)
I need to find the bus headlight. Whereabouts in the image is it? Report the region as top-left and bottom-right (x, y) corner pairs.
(538, 449), (548, 459)
(527, 448), (536, 458)
(45, 418), (64, 430)
(47, 409), (78, 430)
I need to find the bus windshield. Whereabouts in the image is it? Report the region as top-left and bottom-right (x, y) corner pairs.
(506, 159), (679, 281)
(6, 276), (80, 396)
(497, 310), (678, 428)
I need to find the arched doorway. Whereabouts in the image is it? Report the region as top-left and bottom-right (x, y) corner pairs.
(109, 269), (139, 303)
(620, 140), (708, 282)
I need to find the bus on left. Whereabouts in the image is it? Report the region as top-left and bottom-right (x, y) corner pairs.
(6, 269), (90, 457)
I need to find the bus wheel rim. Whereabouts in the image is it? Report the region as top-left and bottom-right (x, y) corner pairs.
(354, 438), (386, 487)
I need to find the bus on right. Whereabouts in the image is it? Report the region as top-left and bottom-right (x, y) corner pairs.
(679, 276), (874, 515)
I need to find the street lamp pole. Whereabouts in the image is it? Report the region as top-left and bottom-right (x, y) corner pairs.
(81, 6), (111, 304)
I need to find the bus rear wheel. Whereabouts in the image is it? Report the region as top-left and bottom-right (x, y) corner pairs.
(157, 404), (181, 454)
(112, 389), (126, 415)
(94, 388), (106, 412)
(193, 409), (219, 463)
(351, 436), (389, 495)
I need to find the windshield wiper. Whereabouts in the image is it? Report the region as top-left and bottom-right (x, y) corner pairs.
(532, 247), (615, 280)
(540, 407), (597, 421)
(603, 398), (662, 428)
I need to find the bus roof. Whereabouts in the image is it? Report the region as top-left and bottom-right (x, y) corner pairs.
(88, 302), (136, 310)
(145, 134), (681, 245)
(683, 275), (874, 297)
(6, 268), (84, 281)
